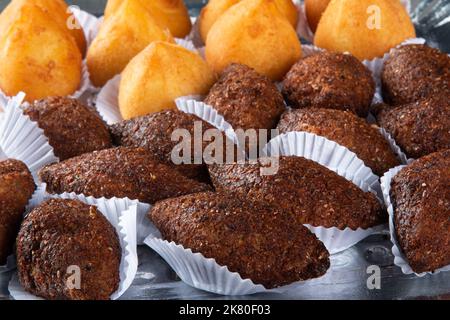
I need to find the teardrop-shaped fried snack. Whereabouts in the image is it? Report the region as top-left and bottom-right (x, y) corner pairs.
(277, 108), (400, 175)
(391, 149), (450, 273)
(39, 147), (212, 204)
(104, 0), (192, 38)
(0, 159), (35, 265)
(0, 0), (86, 56)
(282, 51), (375, 117)
(119, 41), (215, 120)
(205, 0), (302, 81)
(87, 0), (174, 87)
(305, 0), (330, 33)
(17, 198), (121, 300)
(0, 3), (82, 102)
(314, 0), (415, 60)
(204, 63), (285, 131)
(208, 156), (384, 229)
(24, 97), (112, 161)
(149, 191), (330, 288)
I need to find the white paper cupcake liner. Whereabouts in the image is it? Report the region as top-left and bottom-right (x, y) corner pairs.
(144, 236), (319, 296)
(0, 255), (16, 274)
(0, 93), (58, 181)
(381, 166), (450, 277)
(378, 127), (412, 165)
(9, 193), (138, 300)
(70, 7), (100, 47)
(95, 74), (122, 125)
(27, 183), (157, 245)
(262, 131), (385, 253)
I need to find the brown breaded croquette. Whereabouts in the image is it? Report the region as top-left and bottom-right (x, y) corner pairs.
(376, 95), (450, 159)
(282, 52), (375, 117)
(110, 110), (219, 182)
(381, 44), (450, 105)
(16, 199), (121, 300)
(204, 63), (285, 131)
(24, 96), (112, 160)
(38, 147), (212, 204)
(277, 108), (400, 175)
(0, 159), (34, 265)
(208, 157), (385, 230)
(149, 191), (330, 288)
(391, 149), (450, 273)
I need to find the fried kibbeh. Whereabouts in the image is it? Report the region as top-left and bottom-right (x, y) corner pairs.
(0, 160), (34, 265)
(0, 3), (82, 102)
(87, 0), (174, 87)
(110, 110), (223, 181)
(305, 0), (330, 33)
(208, 157), (384, 229)
(38, 147), (211, 204)
(381, 44), (450, 105)
(24, 97), (112, 161)
(376, 96), (450, 159)
(314, 0), (415, 60)
(277, 108), (400, 175)
(119, 41), (215, 120)
(16, 199), (121, 300)
(149, 191), (330, 288)
(282, 52), (375, 117)
(204, 64), (285, 131)
(104, 0), (192, 38)
(390, 150), (450, 273)
(199, 0), (298, 43)
(205, 0), (302, 81)
(0, 0), (86, 56)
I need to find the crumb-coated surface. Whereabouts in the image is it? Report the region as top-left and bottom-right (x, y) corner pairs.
(16, 199), (121, 300)
(38, 147), (212, 204)
(391, 150), (450, 273)
(24, 97), (112, 160)
(149, 192), (330, 288)
(277, 108), (400, 175)
(208, 157), (385, 230)
(110, 110), (219, 182)
(282, 52), (375, 117)
(381, 44), (450, 105)
(204, 63), (285, 131)
(0, 159), (34, 265)
(377, 95), (450, 159)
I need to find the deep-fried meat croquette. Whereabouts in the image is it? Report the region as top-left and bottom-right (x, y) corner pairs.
(38, 147), (211, 204)
(390, 150), (450, 273)
(149, 191), (330, 288)
(208, 157), (385, 229)
(376, 95), (450, 159)
(0, 159), (34, 264)
(381, 44), (450, 105)
(277, 108), (400, 175)
(282, 52), (375, 117)
(16, 199), (121, 300)
(24, 97), (112, 160)
(204, 63), (285, 131)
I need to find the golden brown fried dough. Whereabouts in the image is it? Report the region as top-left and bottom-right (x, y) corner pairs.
(0, 159), (34, 265)
(315, 0), (415, 60)
(305, 0), (330, 32)
(39, 147), (212, 204)
(150, 191), (330, 288)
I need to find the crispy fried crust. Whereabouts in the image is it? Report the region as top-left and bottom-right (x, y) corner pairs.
(381, 44), (450, 105)
(0, 159), (34, 264)
(149, 192), (330, 288)
(109, 110), (217, 182)
(204, 63), (285, 131)
(282, 52), (375, 117)
(391, 150), (450, 273)
(208, 157), (385, 229)
(16, 199), (121, 300)
(38, 147), (211, 204)
(376, 96), (450, 159)
(277, 108), (400, 175)
(24, 97), (112, 160)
